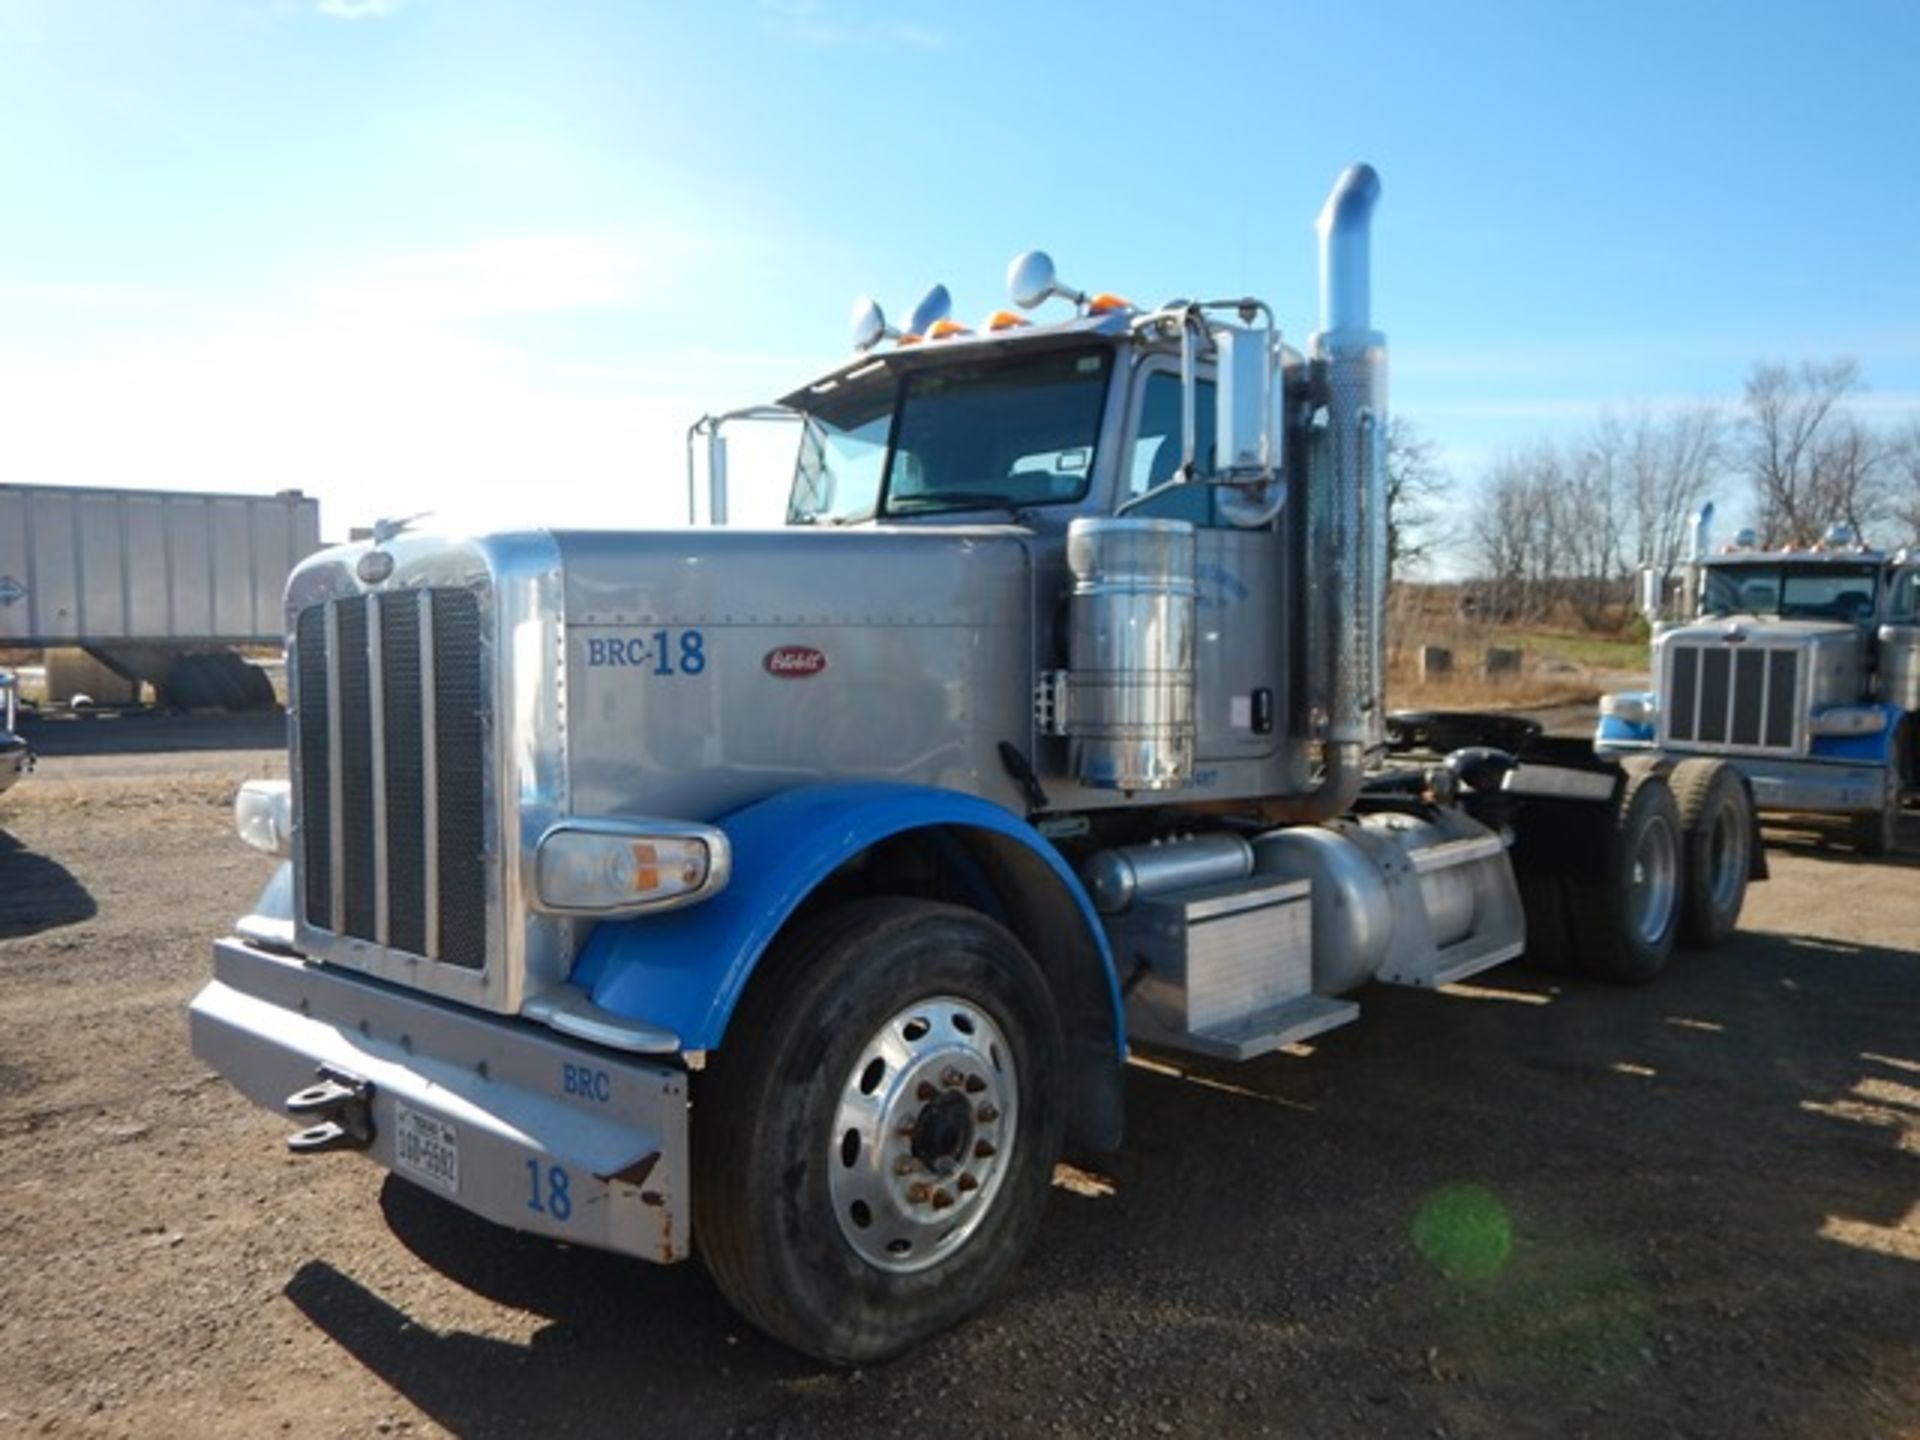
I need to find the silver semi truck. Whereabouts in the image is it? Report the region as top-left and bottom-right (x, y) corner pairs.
(191, 166), (1762, 1363)
(1597, 518), (1918, 854)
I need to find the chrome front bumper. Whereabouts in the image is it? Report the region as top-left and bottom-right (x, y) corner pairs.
(1704, 755), (1892, 816)
(190, 938), (690, 1262)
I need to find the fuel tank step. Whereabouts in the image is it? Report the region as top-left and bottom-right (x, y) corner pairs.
(1176, 992), (1360, 1062)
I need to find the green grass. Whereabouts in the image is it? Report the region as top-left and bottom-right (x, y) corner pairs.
(1506, 629), (1647, 670)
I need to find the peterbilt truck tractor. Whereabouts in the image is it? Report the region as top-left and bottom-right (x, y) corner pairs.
(1597, 513), (1918, 855)
(191, 165), (1762, 1363)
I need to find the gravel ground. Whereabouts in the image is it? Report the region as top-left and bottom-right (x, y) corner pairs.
(1, 716), (1916, 1439)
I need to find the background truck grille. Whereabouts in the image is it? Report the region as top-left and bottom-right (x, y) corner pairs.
(295, 589), (488, 968)
(1663, 641), (1799, 753)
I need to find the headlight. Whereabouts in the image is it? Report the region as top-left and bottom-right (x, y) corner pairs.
(1811, 706), (1886, 737)
(532, 820), (731, 915)
(1601, 693), (1657, 726)
(234, 779), (293, 857)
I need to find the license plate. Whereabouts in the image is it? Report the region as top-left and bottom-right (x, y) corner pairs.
(392, 1103), (460, 1195)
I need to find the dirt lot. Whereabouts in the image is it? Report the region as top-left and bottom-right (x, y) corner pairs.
(2, 714), (1917, 1439)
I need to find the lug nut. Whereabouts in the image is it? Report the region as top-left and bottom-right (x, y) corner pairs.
(906, 1182), (931, 1204)
(916, 1081), (937, 1102)
(893, 1155), (918, 1176)
(941, 1067), (965, 1089)
(973, 1140), (996, 1159)
(931, 1189), (954, 1210)
(957, 1172), (979, 1193)
(964, 1075), (986, 1094)
(976, 1104), (999, 1123)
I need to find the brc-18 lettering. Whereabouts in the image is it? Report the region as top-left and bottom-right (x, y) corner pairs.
(585, 629), (708, 674)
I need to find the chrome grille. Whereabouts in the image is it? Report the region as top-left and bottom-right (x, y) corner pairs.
(295, 589), (488, 968)
(1663, 641), (1800, 753)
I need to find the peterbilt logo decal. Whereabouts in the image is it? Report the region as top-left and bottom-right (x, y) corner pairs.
(764, 645), (827, 678)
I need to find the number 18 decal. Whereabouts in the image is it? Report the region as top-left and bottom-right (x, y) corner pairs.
(526, 1159), (573, 1222)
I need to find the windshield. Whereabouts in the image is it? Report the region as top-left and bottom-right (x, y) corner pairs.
(1700, 563), (1879, 622)
(788, 346), (1113, 524)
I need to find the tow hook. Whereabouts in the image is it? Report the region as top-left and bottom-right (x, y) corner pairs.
(285, 1066), (374, 1154)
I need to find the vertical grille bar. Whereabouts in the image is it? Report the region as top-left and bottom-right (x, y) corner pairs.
(369, 594), (389, 946)
(1731, 649), (1765, 746)
(433, 591), (487, 970)
(1699, 649), (1731, 743)
(324, 602), (346, 933)
(336, 598), (377, 940)
(296, 605), (332, 928)
(1765, 650), (1798, 748)
(382, 591), (426, 956)
(420, 590), (441, 959)
(1669, 646), (1699, 742)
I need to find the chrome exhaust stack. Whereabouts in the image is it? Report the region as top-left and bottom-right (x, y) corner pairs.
(1273, 164), (1386, 820)
(1315, 163), (1387, 759)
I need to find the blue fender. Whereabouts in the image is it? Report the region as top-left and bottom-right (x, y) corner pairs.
(568, 782), (1126, 1058)
(1809, 704), (1908, 764)
(1593, 692), (1657, 750)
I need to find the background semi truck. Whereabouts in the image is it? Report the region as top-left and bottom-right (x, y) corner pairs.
(190, 165), (1762, 1363)
(1598, 515), (1918, 854)
(0, 482), (321, 709)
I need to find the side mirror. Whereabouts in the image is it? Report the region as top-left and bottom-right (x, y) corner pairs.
(850, 297), (889, 352)
(1007, 250), (1087, 311)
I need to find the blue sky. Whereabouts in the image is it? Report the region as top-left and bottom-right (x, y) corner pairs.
(3, 0), (1916, 537)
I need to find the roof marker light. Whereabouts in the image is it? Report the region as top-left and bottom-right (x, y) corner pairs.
(1086, 292), (1134, 315)
(926, 318), (972, 340)
(985, 310), (1029, 332)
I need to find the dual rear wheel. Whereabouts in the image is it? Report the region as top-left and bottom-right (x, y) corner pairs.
(1522, 757), (1753, 984)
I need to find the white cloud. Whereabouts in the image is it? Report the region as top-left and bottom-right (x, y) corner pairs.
(317, 0), (398, 20)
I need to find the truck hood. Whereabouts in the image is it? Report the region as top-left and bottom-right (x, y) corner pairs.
(1659, 617), (1858, 645)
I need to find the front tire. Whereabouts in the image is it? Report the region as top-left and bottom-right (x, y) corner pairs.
(1671, 758), (1753, 947)
(692, 899), (1065, 1365)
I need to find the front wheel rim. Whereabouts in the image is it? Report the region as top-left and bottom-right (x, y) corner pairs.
(1631, 814), (1680, 945)
(828, 995), (1019, 1274)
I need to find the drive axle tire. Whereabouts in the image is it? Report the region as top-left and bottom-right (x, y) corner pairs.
(1569, 768), (1683, 985)
(692, 898), (1065, 1365)
(1671, 758), (1753, 948)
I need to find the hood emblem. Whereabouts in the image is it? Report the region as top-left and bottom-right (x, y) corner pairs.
(357, 550), (396, 585)
(764, 645), (828, 678)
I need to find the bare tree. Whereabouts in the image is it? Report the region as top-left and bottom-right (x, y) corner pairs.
(1606, 403), (1724, 568)
(1469, 453), (1534, 621)
(1741, 358), (1878, 546)
(1384, 416), (1450, 582)
(1889, 418), (1920, 546)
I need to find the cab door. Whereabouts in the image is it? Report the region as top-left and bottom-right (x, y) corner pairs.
(1120, 364), (1282, 765)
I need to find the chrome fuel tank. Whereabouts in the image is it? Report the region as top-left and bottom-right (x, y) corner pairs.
(1064, 517), (1197, 791)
